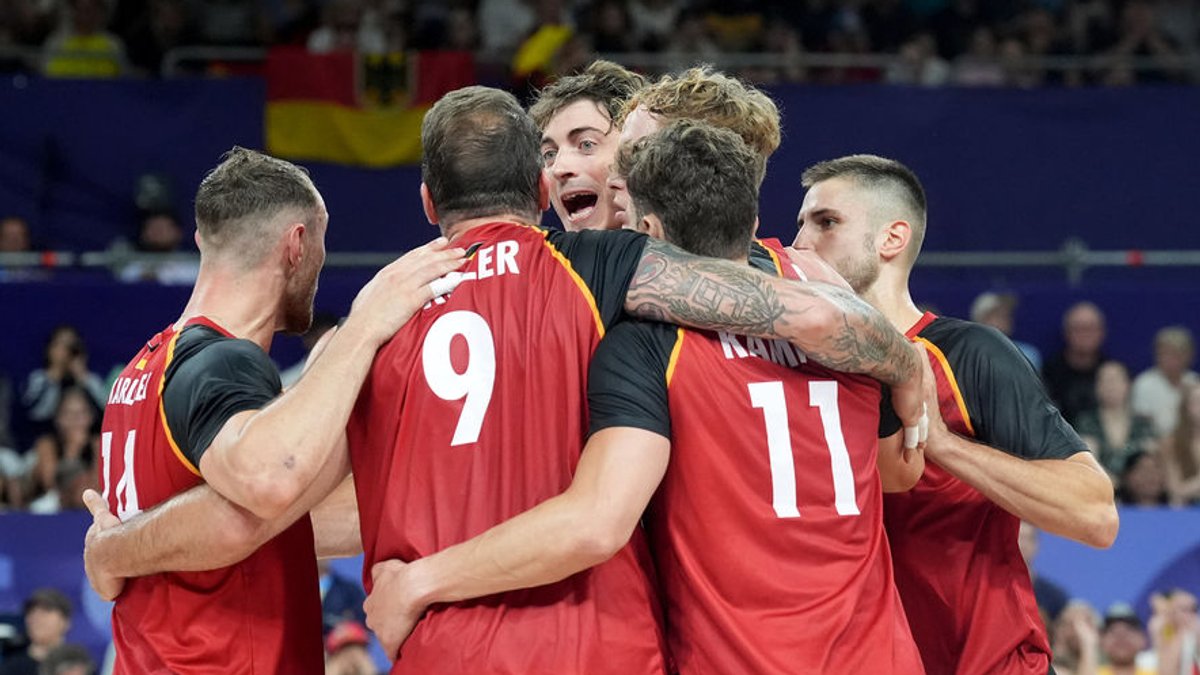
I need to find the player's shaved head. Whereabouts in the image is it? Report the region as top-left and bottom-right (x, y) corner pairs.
(802, 155), (927, 266)
(529, 60), (646, 132)
(422, 86), (543, 229)
(194, 147), (323, 265)
(621, 66), (781, 185)
(617, 120), (759, 260)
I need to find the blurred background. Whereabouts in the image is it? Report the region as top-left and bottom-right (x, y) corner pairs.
(0, 0), (1198, 673)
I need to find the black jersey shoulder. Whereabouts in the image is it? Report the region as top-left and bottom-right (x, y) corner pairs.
(162, 325), (282, 470)
(918, 316), (1085, 461)
(587, 319), (678, 439)
(543, 227), (649, 329)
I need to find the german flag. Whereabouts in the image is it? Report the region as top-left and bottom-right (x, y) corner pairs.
(265, 48), (474, 167)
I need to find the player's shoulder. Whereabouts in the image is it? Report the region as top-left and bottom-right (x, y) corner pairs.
(171, 325), (272, 373)
(603, 319), (679, 355)
(920, 316), (1034, 373)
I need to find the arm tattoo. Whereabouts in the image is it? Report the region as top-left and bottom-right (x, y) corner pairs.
(625, 238), (918, 385)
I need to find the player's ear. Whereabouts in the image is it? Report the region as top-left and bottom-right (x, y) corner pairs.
(284, 222), (306, 274)
(538, 171), (551, 212)
(878, 220), (911, 262)
(643, 213), (665, 240)
(420, 183), (439, 226)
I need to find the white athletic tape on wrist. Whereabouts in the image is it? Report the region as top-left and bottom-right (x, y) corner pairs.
(429, 272), (463, 298)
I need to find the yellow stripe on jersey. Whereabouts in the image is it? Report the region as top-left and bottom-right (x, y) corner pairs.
(755, 239), (785, 277)
(157, 331), (202, 477)
(914, 336), (976, 437)
(665, 328), (685, 387)
(135, 358), (147, 370)
(539, 233), (606, 338)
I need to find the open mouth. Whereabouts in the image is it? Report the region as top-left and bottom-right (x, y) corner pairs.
(561, 190), (599, 224)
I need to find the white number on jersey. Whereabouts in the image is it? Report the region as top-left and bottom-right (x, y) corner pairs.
(748, 380), (861, 519)
(101, 430), (142, 519)
(421, 310), (496, 446)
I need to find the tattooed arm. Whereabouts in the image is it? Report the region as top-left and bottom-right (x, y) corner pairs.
(624, 238), (920, 387)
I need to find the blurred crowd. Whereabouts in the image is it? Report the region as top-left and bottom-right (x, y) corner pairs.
(0, 0), (1195, 84)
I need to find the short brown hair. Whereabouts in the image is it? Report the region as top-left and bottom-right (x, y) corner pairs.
(801, 154), (927, 261)
(528, 60), (646, 131)
(194, 147), (321, 262)
(621, 66), (781, 183)
(421, 86), (542, 228)
(618, 120), (759, 260)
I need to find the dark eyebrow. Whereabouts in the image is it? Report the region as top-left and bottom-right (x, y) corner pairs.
(808, 208), (844, 222)
(567, 126), (609, 141)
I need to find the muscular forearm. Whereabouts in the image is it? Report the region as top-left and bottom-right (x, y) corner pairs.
(406, 490), (613, 608)
(624, 239), (918, 386)
(929, 434), (1118, 548)
(91, 443), (352, 577)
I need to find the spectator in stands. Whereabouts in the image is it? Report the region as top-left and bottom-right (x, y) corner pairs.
(41, 0), (127, 78)
(1161, 383), (1200, 506)
(1097, 603), (1154, 675)
(1151, 589), (1200, 675)
(1019, 521), (1070, 629)
(970, 291), (1042, 371)
(1132, 326), (1197, 438)
(1044, 301), (1109, 425)
(319, 560), (366, 636)
(279, 311), (338, 387)
(323, 621), (377, 675)
(588, 0), (634, 53)
(20, 326), (107, 441)
(1074, 360), (1158, 480)
(122, 0), (194, 76)
(28, 458), (94, 514)
(665, 9), (720, 72)
(0, 216), (32, 252)
(1115, 450), (1169, 507)
(886, 31), (951, 86)
(953, 26), (1006, 86)
(0, 589), (73, 675)
(1053, 600), (1102, 675)
(443, 7), (480, 51)
(116, 210), (199, 285)
(37, 644), (95, 675)
(931, 0), (984, 59)
(862, 0), (919, 54)
(478, 0), (536, 52)
(0, 0), (53, 48)
(1105, 0), (1181, 84)
(1156, 0), (1199, 57)
(27, 387), (98, 509)
(0, 373), (21, 509)
(191, 0), (267, 46)
(628, 0), (678, 51)
(307, 0), (386, 54)
(744, 18), (806, 84)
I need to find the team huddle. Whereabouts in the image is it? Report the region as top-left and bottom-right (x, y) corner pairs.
(81, 61), (1119, 675)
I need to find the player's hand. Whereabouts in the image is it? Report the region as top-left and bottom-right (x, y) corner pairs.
(890, 342), (930, 458)
(365, 559), (427, 659)
(81, 489), (125, 601)
(344, 237), (468, 347)
(912, 344), (950, 459)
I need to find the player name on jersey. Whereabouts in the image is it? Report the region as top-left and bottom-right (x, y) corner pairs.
(107, 372), (152, 406)
(425, 240), (522, 309)
(717, 331), (808, 369)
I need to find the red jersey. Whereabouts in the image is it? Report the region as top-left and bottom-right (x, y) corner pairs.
(584, 252), (922, 675)
(347, 223), (667, 674)
(885, 312), (1087, 675)
(99, 317), (322, 674)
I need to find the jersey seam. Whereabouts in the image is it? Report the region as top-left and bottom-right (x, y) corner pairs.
(538, 231), (607, 338)
(158, 331), (203, 477)
(665, 327), (685, 387)
(914, 336), (976, 436)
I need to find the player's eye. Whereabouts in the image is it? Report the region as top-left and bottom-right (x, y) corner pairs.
(823, 218), (837, 228)
(541, 149), (557, 165)
(580, 139), (598, 152)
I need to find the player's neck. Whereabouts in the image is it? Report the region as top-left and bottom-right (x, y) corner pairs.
(442, 214), (535, 242)
(176, 261), (282, 351)
(861, 268), (923, 334)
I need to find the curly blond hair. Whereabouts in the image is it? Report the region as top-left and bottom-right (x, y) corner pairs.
(620, 66), (781, 181)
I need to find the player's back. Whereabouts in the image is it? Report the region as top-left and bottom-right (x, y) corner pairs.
(348, 222), (666, 675)
(645, 322), (922, 675)
(99, 318), (322, 674)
